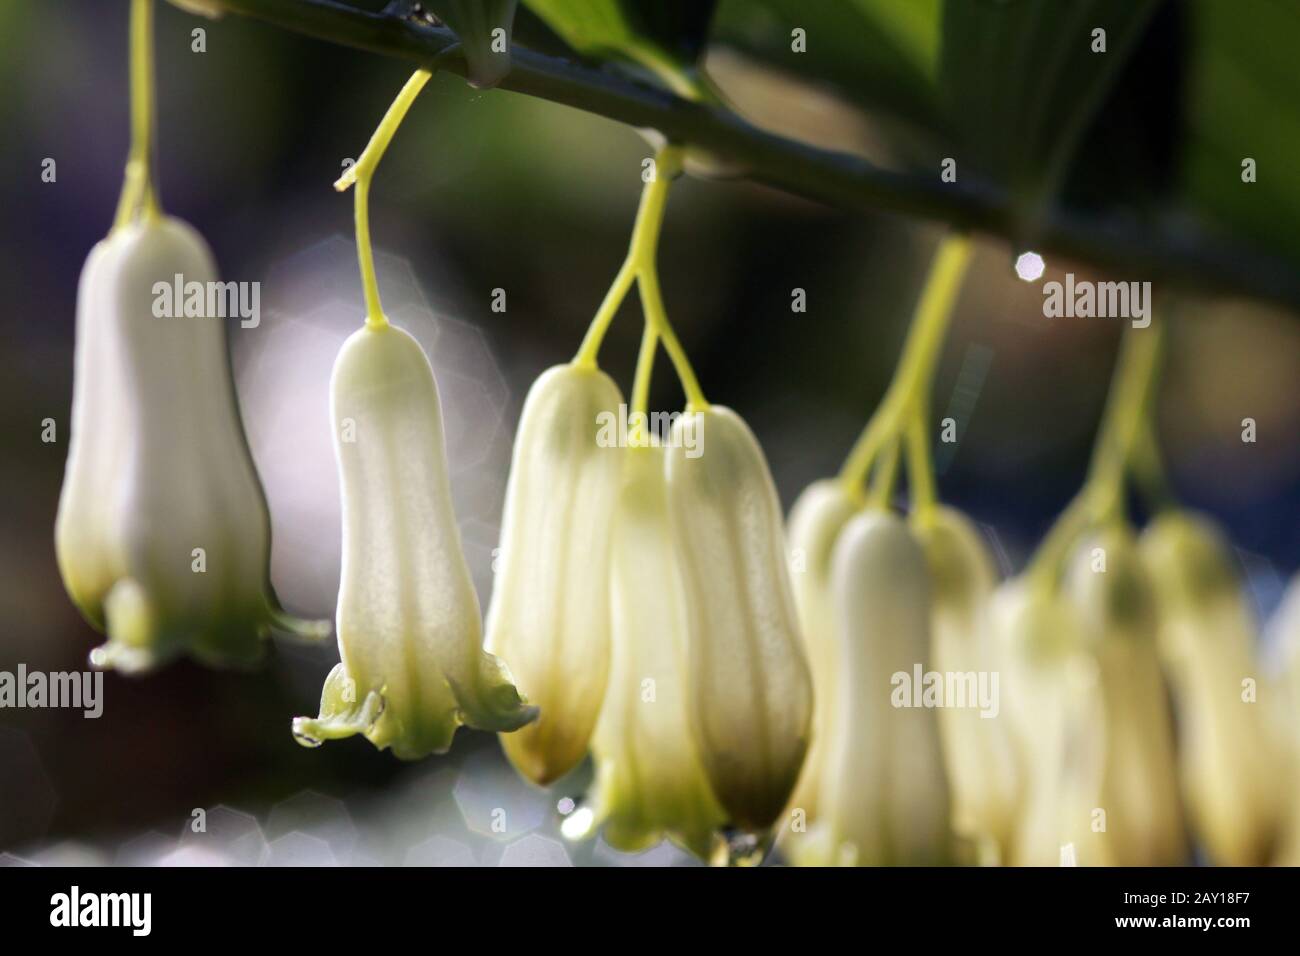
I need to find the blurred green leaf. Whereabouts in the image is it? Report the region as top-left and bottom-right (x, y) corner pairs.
(710, 0), (943, 155)
(520, 0), (716, 97)
(940, 0), (1162, 215)
(1182, 0), (1300, 268)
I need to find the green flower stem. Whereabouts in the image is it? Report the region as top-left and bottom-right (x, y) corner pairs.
(112, 0), (160, 231)
(629, 322), (658, 443)
(1028, 318), (1166, 592)
(867, 435), (902, 510)
(335, 67), (433, 328)
(839, 233), (972, 504)
(574, 145), (709, 411)
(906, 397), (938, 525)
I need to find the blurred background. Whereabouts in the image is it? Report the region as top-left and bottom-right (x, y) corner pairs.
(0, 0), (1297, 864)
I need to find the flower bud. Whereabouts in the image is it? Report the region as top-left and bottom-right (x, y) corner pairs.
(55, 217), (326, 672)
(915, 507), (1019, 862)
(1063, 526), (1187, 865)
(292, 323), (536, 759)
(486, 364), (624, 784)
(665, 406), (812, 832)
(783, 480), (856, 827)
(582, 447), (725, 858)
(790, 511), (950, 866)
(993, 580), (1106, 865)
(1140, 511), (1281, 865)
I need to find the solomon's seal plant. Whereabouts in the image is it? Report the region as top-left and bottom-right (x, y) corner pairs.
(56, 0), (327, 672)
(293, 69), (537, 759)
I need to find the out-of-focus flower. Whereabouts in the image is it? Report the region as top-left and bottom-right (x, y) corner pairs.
(788, 510), (951, 866)
(580, 446), (725, 858)
(783, 480), (856, 827)
(55, 217), (327, 673)
(665, 406), (812, 832)
(486, 364), (624, 785)
(916, 507), (1019, 863)
(994, 580), (1107, 865)
(292, 323), (536, 759)
(1063, 527), (1187, 865)
(1140, 511), (1282, 866)
(1266, 572), (1300, 865)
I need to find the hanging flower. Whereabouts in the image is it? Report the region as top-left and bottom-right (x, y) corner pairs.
(485, 363), (625, 784)
(1140, 511), (1282, 865)
(783, 480), (856, 830)
(55, 216), (328, 672)
(1266, 571), (1300, 865)
(1062, 526), (1187, 865)
(788, 510), (951, 866)
(993, 579), (1107, 866)
(292, 322), (537, 759)
(577, 445), (725, 858)
(915, 506), (1019, 863)
(665, 405), (813, 833)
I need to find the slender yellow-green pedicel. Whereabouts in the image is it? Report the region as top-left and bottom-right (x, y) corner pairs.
(666, 407), (813, 833)
(579, 443), (726, 857)
(56, 0), (327, 671)
(293, 323), (537, 758)
(1064, 526), (1187, 866)
(1140, 512), (1283, 866)
(485, 364), (625, 784)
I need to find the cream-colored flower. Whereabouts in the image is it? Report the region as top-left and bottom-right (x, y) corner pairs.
(1063, 526), (1187, 865)
(1140, 511), (1282, 865)
(292, 322), (536, 759)
(1265, 572), (1300, 865)
(581, 446), (726, 858)
(665, 406), (812, 832)
(485, 363), (624, 784)
(994, 580), (1107, 866)
(916, 507), (1019, 863)
(55, 217), (327, 672)
(783, 480), (856, 827)
(789, 511), (951, 866)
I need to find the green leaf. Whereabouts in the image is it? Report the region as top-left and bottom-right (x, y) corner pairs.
(1181, 0), (1300, 268)
(939, 0), (1162, 214)
(520, 0), (717, 98)
(710, 0), (944, 147)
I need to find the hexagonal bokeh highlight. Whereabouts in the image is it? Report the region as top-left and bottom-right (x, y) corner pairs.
(265, 790), (358, 859)
(405, 835), (479, 867)
(263, 832), (339, 867)
(453, 746), (550, 842)
(178, 805), (268, 866)
(498, 833), (573, 868)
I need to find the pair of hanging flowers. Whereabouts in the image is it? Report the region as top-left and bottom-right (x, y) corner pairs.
(57, 0), (1298, 868)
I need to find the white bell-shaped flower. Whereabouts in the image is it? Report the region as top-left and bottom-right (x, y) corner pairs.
(665, 406), (812, 832)
(1140, 511), (1282, 865)
(293, 322), (536, 759)
(1063, 527), (1187, 865)
(993, 580), (1107, 866)
(790, 511), (951, 866)
(581, 445), (725, 858)
(783, 480), (856, 829)
(915, 507), (1019, 862)
(55, 217), (327, 672)
(485, 363), (625, 784)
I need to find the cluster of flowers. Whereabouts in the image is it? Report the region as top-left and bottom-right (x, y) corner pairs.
(56, 7), (1298, 866)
